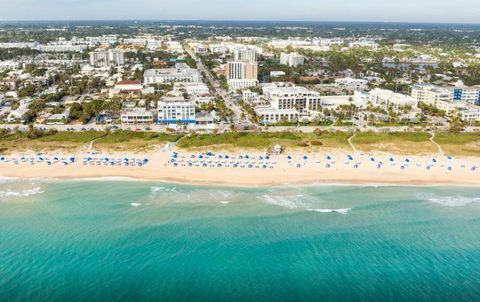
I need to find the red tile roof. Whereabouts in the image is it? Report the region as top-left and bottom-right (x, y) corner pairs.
(116, 80), (141, 85)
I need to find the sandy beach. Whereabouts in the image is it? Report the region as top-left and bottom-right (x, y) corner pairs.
(1, 146), (480, 187)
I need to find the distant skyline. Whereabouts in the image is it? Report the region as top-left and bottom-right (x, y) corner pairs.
(1, 0), (480, 23)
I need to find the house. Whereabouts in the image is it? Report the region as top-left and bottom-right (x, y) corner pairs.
(46, 109), (70, 125)
(114, 80), (143, 94)
(0, 78), (18, 90)
(7, 107), (29, 123)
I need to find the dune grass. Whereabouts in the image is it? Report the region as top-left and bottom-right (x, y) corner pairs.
(177, 131), (350, 151)
(352, 132), (436, 154)
(94, 130), (180, 151)
(434, 133), (480, 156)
(0, 130), (180, 153)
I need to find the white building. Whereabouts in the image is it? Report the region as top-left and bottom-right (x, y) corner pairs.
(411, 84), (452, 104)
(0, 61), (21, 70)
(173, 82), (210, 96)
(144, 63), (201, 85)
(226, 79), (258, 91)
(157, 97), (196, 124)
(255, 107), (300, 124)
(233, 47), (257, 63)
(334, 78), (368, 91)
(263, 83), (322, 111)
(369, 88), (418, 109)
(7, 107), (29, 123)
(120, 108), (154, 125)
(90, 49), (125, 67)
(280, 52), (305, 67)
(114, 80), (143, 94)
(270, 71), (286, 77)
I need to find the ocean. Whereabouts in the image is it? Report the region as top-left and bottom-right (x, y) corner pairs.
(0, 178), (479, 301)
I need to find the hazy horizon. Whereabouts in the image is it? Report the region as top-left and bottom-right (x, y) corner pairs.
(0, 0), (479, 24)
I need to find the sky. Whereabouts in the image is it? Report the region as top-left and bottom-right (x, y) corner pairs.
(0, 0), (479, 23)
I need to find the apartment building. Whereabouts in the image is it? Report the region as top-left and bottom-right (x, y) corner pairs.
(144, 63), (202, 85)
(157, 97), (196, 124)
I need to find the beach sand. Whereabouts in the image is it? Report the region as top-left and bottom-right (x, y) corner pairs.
(1, 147), (479, 187)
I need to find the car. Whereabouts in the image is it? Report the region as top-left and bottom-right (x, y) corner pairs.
(145, 127), (152, 131)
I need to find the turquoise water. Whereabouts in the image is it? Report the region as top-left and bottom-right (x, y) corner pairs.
(0, 179), (480, 301)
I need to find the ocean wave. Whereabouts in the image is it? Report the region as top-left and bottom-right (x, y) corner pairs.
(427, 195), (480, 207)
(259, 193), (351, 214)
(260, 194), (306, 210)
(130, 203), (142, 207)
(151, 186), (178, 193)
(307, 208), (352, 215)
(0, 187), (44, 197)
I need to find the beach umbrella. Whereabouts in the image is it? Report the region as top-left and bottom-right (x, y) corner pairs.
(389, 157), (395, 162)
(287, 155), (292, 160)
(326, 155), (332, 160)
(303, 155), (308, 160)
(370, 157), (375, 162)
(266, 156), (270, 160)
(326, 164), (331, 169)
(432, 158), (437, 163)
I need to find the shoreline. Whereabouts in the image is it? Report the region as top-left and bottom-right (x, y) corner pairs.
(5, 175), (480, 188)
(1, 147), (480, 188)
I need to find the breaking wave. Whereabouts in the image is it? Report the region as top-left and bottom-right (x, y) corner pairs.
(427, 195), (480, 207)
(307, 208), (352, 215)
(0, 187), (44, 197)
(259, 194), (351, 214)
(151, 186), (178, 194)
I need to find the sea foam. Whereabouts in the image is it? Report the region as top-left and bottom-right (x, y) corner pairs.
(427, 195), (480, 207)
(307, 208), (352, 215)
(0, 187), (44, 197)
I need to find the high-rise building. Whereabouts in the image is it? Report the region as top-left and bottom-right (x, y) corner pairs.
(226, 62), (258, 80)
(233, 47), (257, 63)
(280, 52), (305, 67)
(90, 49), (125, 67)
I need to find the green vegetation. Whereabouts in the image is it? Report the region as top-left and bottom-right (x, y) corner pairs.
(37, 130), (107, 143)
(352, 131), (436, 154)
(0, 129), (179, 153)
(95, 130), (179, 144)
(177, 131), (350, 150)
(353, 132), (430, 144)
(434, 132), (480, 156)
